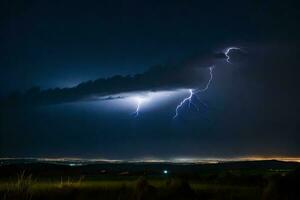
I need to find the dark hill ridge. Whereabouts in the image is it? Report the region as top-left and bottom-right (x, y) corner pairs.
(0, 159), (299, 178)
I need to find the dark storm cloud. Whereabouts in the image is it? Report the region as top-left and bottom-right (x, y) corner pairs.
(1, 51), (228, 107)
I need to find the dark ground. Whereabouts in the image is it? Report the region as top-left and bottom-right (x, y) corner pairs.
(0, 160), (299, 200)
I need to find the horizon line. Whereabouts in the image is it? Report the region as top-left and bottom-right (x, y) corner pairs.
(1, 156), (300, 163)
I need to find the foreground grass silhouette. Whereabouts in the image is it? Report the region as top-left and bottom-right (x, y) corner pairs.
(0, 174), (261, 200)
(1, 169), (299, 200)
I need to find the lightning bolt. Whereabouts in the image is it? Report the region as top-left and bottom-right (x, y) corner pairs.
(224, 47), (240, 63)
(173, 66), (214, 119)
(133, 97), (142, 117)
(132, 46), (241, 118)
(173, 89), (194, 119)
(194, 66), (214, 94)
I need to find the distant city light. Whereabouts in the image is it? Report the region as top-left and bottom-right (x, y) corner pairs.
(68, 163), (83, 167)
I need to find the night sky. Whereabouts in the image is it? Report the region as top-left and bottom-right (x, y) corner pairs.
(0, 0), (299, 159)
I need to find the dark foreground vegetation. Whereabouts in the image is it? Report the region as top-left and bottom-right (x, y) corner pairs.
(0, 160), (299, 200)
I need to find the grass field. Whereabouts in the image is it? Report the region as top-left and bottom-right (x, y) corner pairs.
(0, 161), (299, 199)
(0, 176), (262, 200)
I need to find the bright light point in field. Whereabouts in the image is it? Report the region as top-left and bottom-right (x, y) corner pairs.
(68, 163), (82, 167)
(163, 170), (168, 174)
